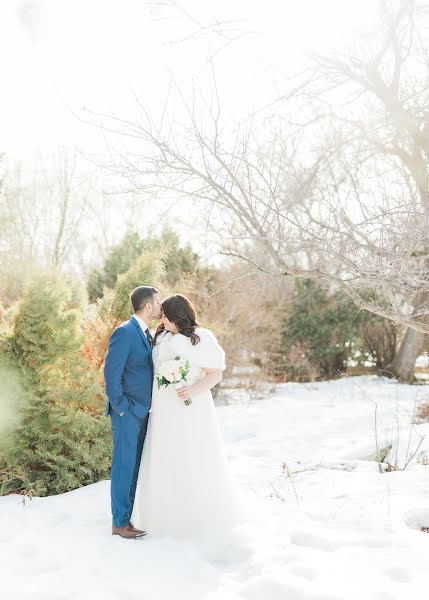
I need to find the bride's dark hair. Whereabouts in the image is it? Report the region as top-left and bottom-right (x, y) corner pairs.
(155, 294), (200, 345)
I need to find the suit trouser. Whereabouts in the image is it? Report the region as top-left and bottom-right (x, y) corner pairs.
(110, 408), (149, 527)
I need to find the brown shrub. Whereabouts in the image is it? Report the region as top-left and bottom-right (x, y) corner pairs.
(416, 402), (429, 422)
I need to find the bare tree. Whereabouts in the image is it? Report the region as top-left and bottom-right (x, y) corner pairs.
(0, 151), (97, 300)
(81, 0), (429, 382)
(47, 152), (90, 269)
(276, 0), (429, 380)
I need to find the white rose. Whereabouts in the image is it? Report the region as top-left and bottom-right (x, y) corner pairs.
(157, 358), (187, 384)
(158, 360), (180, 382)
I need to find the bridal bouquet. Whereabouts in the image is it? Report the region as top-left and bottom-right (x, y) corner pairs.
(155, 356), (192, 405)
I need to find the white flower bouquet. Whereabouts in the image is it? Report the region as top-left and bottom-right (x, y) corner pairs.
(155, 356), (192, 405)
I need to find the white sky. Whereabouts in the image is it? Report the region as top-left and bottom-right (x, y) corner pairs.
(1, 0), (378, 157)
(0, 0), (379, 260)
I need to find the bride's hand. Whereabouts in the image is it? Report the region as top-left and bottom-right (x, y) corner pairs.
(177, 386), (191, 401)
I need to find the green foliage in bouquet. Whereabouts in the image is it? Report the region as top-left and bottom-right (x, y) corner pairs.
(0, 274), (111, 496)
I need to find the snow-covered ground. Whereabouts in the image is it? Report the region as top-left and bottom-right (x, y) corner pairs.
(3, 376), (429, 600)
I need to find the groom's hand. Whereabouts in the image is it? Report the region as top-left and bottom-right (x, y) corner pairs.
(177, 386), (190, 401)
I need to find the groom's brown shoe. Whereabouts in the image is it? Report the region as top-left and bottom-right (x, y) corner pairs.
(129, 523), (147, 535)
(112, 525), (147, 539)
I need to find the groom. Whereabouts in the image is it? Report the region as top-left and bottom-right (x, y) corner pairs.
(104, 285), (162, 539)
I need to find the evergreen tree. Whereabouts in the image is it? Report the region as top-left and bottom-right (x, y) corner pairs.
(143, 229), (214, 290)
(275, 279), (397, 381)
(87, 228), (213, 302)
(87, 232), (144, 302)
(82, 248), (166, 370)
(276, 279), (363, 380)
(0, 247), (167, 496)
(99, 248), (165, 327)
(0, 275), (111, 496)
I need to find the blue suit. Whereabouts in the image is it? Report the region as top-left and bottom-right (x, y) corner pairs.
(104, 316), (153, 527)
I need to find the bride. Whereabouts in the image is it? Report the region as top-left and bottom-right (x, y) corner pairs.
(131, 294), (242, 541)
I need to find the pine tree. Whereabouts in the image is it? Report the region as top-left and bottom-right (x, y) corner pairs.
(99, 247), (165, 328)
(0, 247), (166, 496)
(275, 279), (363, 381)
(83, 248), (166, 368)
(0, 275), (111, 496)
(87, 232), (144, 302)
(87, 228), (210, 302)
(274, 279), (397, 381)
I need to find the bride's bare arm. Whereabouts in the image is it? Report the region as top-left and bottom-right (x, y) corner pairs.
(176, 368), (223, 401)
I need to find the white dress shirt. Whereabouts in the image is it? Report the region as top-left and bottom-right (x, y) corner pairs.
(132, 313), (149, 334)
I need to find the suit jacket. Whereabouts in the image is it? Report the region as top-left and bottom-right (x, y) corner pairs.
(104, 316), (153, 418)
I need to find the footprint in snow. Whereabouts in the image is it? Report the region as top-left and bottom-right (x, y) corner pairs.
(289, 564), (319, 580)
(289, 530), (335, 552)
(240, 577), (340, 600)
(385, 566), (411, 583)
(404, 507), (429, 531)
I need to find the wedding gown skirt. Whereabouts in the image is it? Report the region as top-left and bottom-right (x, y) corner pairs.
(131, 329), (242, 541)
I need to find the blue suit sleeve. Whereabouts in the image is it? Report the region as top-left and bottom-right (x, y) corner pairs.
(104, 326), (131, 415)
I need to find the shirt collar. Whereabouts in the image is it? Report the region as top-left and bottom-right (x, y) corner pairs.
(133, 313), (148, 332)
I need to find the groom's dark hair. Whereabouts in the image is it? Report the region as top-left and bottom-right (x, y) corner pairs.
(130, 286), (159, 312)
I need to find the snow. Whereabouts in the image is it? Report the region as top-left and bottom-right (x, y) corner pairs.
(2, 375), (429, 599)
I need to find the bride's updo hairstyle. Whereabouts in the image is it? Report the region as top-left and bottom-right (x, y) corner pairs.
(156, 294), (200, 345)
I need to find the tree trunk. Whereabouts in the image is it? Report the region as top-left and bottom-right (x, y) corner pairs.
(390, 327), (425, 382)
(390, 289), (429, 382)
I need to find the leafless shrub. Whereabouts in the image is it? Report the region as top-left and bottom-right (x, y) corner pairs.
(361, 319), (397, 371)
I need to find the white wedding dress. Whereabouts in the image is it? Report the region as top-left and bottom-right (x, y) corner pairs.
(131, 328), (242, 542)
